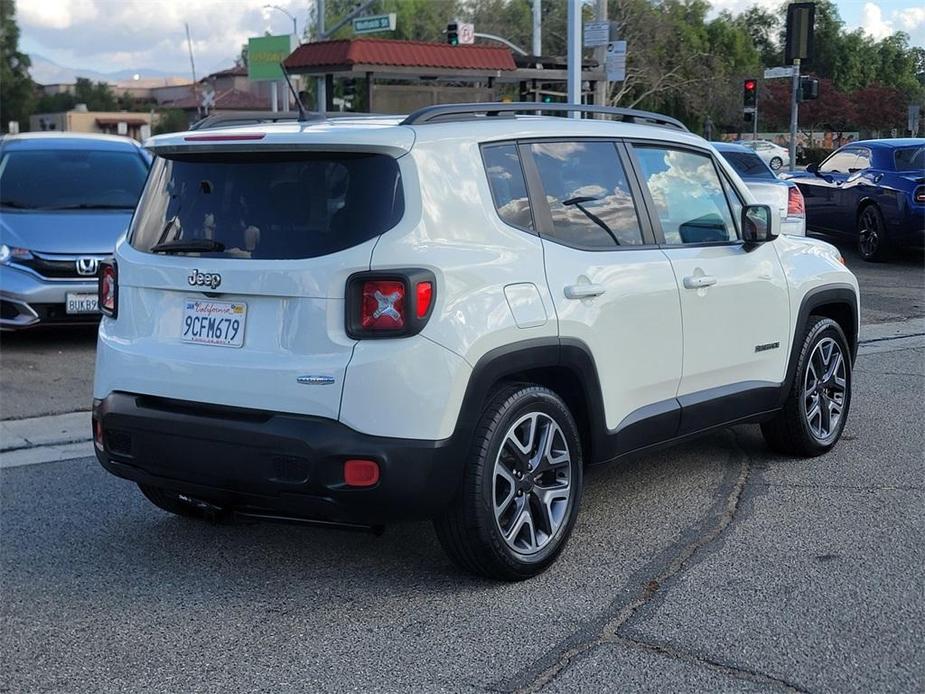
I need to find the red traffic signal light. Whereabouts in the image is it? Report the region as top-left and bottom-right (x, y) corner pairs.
(743, 79), (758, 108)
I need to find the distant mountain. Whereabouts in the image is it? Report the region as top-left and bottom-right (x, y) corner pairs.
(28, 54), (185, 86)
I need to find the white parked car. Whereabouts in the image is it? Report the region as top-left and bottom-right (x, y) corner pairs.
(93, 103), (859, 580)
(740, 139), (791, 171)
(715, 142), (806, 236)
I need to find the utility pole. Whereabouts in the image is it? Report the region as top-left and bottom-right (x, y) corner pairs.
(567, 0), (581, 117)
(185, 23), (200, 118)
(788, 58), (800, 172)
(593, 0), (608, 107)
(316, 0), (326, 113)
(532, 0), (541, 56)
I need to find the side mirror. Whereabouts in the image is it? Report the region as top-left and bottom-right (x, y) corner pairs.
(742, 204), (776, 247)
(806, 162), (819, 175)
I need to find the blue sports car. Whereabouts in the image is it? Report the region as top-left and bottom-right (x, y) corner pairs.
(783, 138), (924, 261)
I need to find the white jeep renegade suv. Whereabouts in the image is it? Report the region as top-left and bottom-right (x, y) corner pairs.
(92, 104), (859, 580)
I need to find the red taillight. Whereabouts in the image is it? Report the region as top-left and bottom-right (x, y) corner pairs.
(183, 134), (266, 141)
(98, 262), (117, 318)
(344, 459), (380, 487)
(787, 186), (805, 217)
(416, 281), (433, 319)
(346, 270), (436, 339)
(361, 280), (406, 331)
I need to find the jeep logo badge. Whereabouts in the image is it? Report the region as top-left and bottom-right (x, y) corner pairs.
(76, 257), (99, 276)
(187, 269), (222, 290)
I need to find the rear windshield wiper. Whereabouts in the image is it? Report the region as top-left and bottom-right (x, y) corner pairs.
(150, 239), (226, 254)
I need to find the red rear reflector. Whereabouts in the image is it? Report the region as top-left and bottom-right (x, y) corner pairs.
(787, 185), (805, 217)
(183, 134), (266, 141)
(416, 281), (433, 319)
(93, 419), (104, 450)
(344, 459), (380, 487)
(915, 187), (925, 204)
(361, 280), (405, 330)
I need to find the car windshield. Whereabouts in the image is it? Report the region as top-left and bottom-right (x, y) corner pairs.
(129, 151), (404, 260)
(719, 150), (776, 180)
(894, 146), (924, 172)
(0, 149), (149, 210)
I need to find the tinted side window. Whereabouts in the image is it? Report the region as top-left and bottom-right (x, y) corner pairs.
(482, 144), (533, 231)
(530, 141), (644, 249)
(819, 149), (858, 174)
(634, 147), (737, 244)
(129, 152), (403, 260)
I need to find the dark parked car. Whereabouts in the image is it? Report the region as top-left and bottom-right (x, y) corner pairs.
(782, 138), (924, 261)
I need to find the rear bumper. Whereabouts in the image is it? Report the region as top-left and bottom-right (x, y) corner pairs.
(92, 392), (464, 524)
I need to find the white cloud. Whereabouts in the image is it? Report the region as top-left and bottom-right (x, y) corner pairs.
(18, 0), (306, 76)
(860, 2), (894, 40)
(894, 7), (925, 31)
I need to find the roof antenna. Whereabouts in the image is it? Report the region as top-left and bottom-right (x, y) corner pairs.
(279, 62), (320, 122)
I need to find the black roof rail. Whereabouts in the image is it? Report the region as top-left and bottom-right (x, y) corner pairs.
(400, 102), (689, 131)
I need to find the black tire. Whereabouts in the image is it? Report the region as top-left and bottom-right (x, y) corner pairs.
(761, 316), (852, 457)
(857, 204), (890, 262)
(769, 156), (783, 171)
(434, 384), (583, 581)
(138, 484), (219, 520)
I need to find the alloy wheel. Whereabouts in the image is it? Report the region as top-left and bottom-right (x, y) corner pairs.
(858, 208), (881, 258)
(492, 412), (572, 555)
(802, 337), (847, 442)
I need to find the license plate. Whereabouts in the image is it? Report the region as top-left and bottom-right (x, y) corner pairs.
(66, 293), (99, 314)
(181, 300), (247, 348)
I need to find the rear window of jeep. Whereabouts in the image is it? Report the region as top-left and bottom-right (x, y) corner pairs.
(129, 152), (404, 259)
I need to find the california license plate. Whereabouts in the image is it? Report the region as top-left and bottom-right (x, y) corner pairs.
(181, 300), (247, 348)
(66, 293), (99, 314)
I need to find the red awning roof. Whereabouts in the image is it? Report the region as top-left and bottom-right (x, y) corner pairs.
(284, 38), (517, 72)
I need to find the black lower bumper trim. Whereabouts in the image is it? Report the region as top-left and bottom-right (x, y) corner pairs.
(93, 392), (463, 524)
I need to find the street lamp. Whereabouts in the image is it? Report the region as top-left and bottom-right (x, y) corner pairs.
(263, 4), (298, 42)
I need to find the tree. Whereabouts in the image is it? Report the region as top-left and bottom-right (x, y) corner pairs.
(73, 78), (117, 111)
(153, 109), (189, 135)
(851, 84), (906, 135)
(0, 0), (34, 131)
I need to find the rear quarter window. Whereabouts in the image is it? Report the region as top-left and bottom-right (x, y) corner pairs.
(129, 151), (404, 259)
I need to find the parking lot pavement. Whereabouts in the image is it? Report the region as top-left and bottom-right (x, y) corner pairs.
(819, 235), (924, 325)
(1, 341), (922, 693)
(0, 325), (97, 420)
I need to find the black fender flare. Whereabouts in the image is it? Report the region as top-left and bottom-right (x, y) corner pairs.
(449, 337), (608, 461)
(779, 284), (859, 406)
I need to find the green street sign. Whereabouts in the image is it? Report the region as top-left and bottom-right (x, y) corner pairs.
(352, 13), (396, 35)
(247, 34), (294, 82)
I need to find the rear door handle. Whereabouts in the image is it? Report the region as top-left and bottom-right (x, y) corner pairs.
(564, 283), (606, 300)
(682, 275), (717, 289)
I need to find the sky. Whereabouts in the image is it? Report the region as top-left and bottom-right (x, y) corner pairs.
(17, 0), (925, 79)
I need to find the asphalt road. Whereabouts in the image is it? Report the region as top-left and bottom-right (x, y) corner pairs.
(0, 236), (922, 420)
(1, 342), (923, 693)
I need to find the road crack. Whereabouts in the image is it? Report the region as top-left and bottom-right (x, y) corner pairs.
(496, 432), (755, 694)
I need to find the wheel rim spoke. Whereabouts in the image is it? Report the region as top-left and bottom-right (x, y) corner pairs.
(802, 337), (848, 441)
(493, 411), (573, 555)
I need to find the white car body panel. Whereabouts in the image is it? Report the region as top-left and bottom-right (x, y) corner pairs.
(94, 114), (859, 445)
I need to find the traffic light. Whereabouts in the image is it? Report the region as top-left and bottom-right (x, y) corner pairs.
(447, 23), (458, 46)
(799, 76), (819, 101)
(743, 79), (758, 108)
(743, 111), (754, 123)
